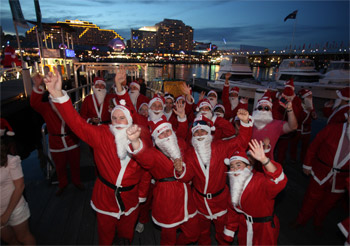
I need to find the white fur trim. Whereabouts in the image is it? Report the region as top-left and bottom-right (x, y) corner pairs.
(126, 139), (143, 155)
(90, 200), (139, 220)
(94, 79), (106, 86)
(270, 171), (285, 184)
(6, 131), (15, 136)
(264, 144), (271, 153)
(336, 90), (350, 101)
(32, 85), (44, 94)
(152, 122), (172, 139)
(224, 226), (235, 238)
(198, 209), (227, 220)
(191, 124), (211, 134)
(139, 197), (147, 203)
(151, 210), (197, 229)
(186, 95), (194, 104)
(240, 116), (253, 127)
(115, 88), (127, 96)
(130, 82), (140, 90)
(174, 162), (186, 179)
(177, 115), (187, 122)
(302, 164), (312, 170)
(50, 90), (70, 104)
(228, 156), (249, 165)
(149, 97), (164, 107)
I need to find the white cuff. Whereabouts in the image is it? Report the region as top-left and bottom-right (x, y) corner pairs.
(49, 90), (70, 103)
(223, 226), (235, 238)
(302, 164), (312, 170)
(224, 84), (229, 87)
(264, 144), (271, 153)
(33, 85), (44, 94)
(174, 162), (186, 179)
(186, 95), (194, 104)
(177, 115), (187, 122)
(139, 197), (147, 203)
(115, 88), (126, 96)
(240, 115), (253, 127)
(270, 171), (285, 184)
(126, 139), (143, 155)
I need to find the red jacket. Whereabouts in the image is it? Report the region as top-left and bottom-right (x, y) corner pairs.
(80, 93), (116, 124)
(323, 104), (350, 125)
(222, 84), (248, 120)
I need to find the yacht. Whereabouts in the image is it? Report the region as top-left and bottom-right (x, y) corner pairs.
(319, 60), (350, 85)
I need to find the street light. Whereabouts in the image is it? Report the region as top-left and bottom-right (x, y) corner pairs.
(192, 73), (196, 88)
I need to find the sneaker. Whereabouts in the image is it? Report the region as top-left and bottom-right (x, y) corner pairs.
(135, 222), (144, 233)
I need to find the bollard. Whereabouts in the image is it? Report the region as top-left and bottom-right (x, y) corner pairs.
(253, 88), (265, 110)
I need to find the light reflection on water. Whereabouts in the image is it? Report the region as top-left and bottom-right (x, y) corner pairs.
(145, 64), (277, 82)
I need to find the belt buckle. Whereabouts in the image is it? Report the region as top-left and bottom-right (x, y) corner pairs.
(206, 193), (212, 199)
(246, 215), (253, 223)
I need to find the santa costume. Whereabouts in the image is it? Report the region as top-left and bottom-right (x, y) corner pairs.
(128, 81), (150, 111)
(222, 85), (248, 121)
(323, 87), (350, 125)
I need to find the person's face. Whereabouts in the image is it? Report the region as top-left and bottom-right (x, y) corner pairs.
(158, 129), (173, 139)
(214, 108), (224, 114)
(193, 129), (208, 137)
(95, 83), (105, 89)
(150, 101), (163, 111)
(230, 92), (238, 98)
(165, 99), (174, 110)
(208, 94), (217, 100)
(230, 160), (247, 173)
(111, 110), (128, 129)
(139, 105), (149, 117)
(200, 106), (211, 112)
(130, 85), (139, 91)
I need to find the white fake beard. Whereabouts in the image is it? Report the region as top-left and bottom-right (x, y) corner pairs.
(191, 134), (213, 166)
(109, 124), (130, 160)
(199, 110), (213, 120)
(228, 167), (252, 206)
(148, 109), (164, 121)
(92, 87), (107, 105)
(129, 90), (140, 108)
(155, 133), (181, 161)
(214, 112), (224, 118)
(333, 98), (342, 110)
(163, 110), (172, 120)
(208, 97), (217, 108)
(229, 97), (239, 110)
(304, 98), (313, 110)
(252, 110), (273, 130)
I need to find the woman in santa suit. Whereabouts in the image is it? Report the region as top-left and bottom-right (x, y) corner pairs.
(223, 140), (287, 246)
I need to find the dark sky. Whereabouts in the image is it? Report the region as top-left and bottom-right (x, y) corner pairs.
(1, 0), (349, 50)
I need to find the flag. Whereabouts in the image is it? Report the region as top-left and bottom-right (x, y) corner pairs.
(302, 43), (305, 49)
(8, 0), (29, 28)
(308, 43), (311, 49)
(284, 10), (298, 22)
(34, 0), (43, 32)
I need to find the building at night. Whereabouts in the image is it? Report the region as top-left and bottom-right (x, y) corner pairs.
(130, 26), (157, 52)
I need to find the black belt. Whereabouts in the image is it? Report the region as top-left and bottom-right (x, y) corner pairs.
(244, 214), (275, 228)
(317, 157), (350, 173)
(97, 174), (135, 212)
(195, 187), (224, 199)
(158, 177), (177, 182)
(51, 133), (71, 137)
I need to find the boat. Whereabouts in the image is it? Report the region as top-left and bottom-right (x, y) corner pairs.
(319, 60), (350, 85)
(275, 58), (322, 86)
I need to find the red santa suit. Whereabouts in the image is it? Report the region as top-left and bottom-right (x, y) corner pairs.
(323, 87), (350, 125)
(222, 85), (248, 121)
(80, 93), (116, 124)
(30, 87), (81, 189)
(128, 82), (150, 111)
(175, 117), (253, 245)
(296, 122), (350, 227)
(224, 161), (287, 245)
(129, 118), (199, 245)
(337, 177), (350, 245)
(50, 91), (152, 245)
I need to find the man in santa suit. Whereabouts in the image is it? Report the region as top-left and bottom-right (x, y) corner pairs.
(163, 93), (179, 129)
(196, 98), (237, 140)
(126, 107), (199, 245)
(251, 91), (297, 163)
(222, 73), (248, 121)
(173, 109), (253, 245)
(223, 140), (287, 245)
(290, 89), (317, 163)
(80, 77), (116, 125)
(148, 94), (166, 122)
(207, 90), (219, 108)
(293, 117), (350, 231)
(323, 86), (350, 125)
(43, 67), (152, 245)
(128, 81), (150, 111)
(30, 73), (84, 196)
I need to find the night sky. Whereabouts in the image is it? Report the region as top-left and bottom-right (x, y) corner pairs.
(1, 0), (349, 50)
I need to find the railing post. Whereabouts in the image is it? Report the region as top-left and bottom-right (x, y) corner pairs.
(22, 62), (32, 97)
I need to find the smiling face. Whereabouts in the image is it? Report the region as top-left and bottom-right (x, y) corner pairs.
(158, 129), (173, 139)
(150, 101), (163, 112)
(111, 110), (128, 129)
(193, 129), (208, 140)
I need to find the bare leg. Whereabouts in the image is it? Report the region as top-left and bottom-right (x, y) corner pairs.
(12, 220), (36, 245)
(1, 225), (21, 245)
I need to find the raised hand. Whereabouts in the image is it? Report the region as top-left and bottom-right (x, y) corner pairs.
(199, 91), (205, 101)
(225, 72), (231, 85)
(173, 100), (186, 119)
(180, 83), (192, 96)
(173, 158), (183, 173)
(32, 73), (43, 89)
(248, 139), (266, 163)
(43, 66), (63, 98)
(237, 108), (249, 123)
(126, 124), (141, 143)
(115, 65), (127, 86)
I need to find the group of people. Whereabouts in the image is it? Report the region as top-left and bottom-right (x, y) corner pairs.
(1, 63), (348, 245)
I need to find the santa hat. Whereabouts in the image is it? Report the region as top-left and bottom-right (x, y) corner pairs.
(0, 118), (15, 137)
(196, 98), (213, 111)
(138, 102), (148, 113)
(164, 93), (175, 102)
(257, 90), (272, 108)
(229, 87), (240, 95)
(149, 95), (165, 108)
(176, 95), (185, 103)
(129, 82), (140, 91)
(214, 104), (225, 113)
(285, 78), (294, 90)
(298, 89), (312, 99)
(148, 115), (172, 139)
(110, 99), (134, 124)
(93, 77), (106, 87)
(336, 87), (350, 101)
(282, 87), (294, 97)
(191, 115), (215, 134)
(224, 150), (250, 166)
(207, 90), (218, 98)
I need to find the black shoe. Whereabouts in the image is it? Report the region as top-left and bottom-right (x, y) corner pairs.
(55, 186), (66, 196)
(74, 183), (85, 191)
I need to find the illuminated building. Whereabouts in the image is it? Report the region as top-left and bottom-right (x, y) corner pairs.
(131, 26), (157, 52)
(193, 41), (218, 53)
